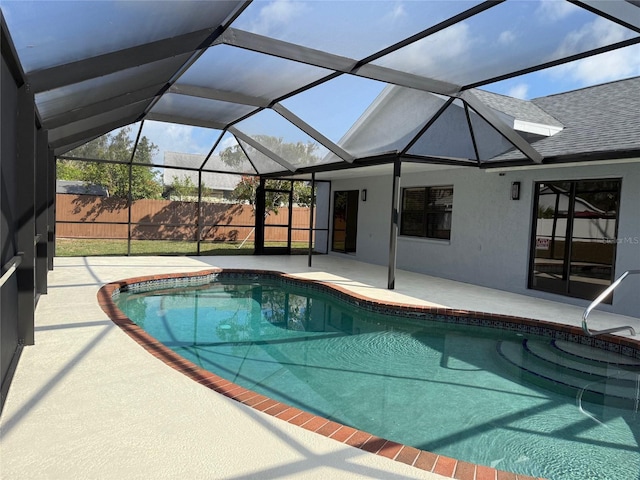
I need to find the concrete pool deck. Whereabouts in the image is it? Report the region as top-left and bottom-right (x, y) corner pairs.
(1, 255), (638, 479)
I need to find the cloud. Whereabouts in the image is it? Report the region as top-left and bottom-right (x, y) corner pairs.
(247, 0), (306, 36)
(536, 0), (579, 22)
(498, 30), (516, 46)
(380, 22), (471, 75)
(549, 43), (640, 86)
(218, 133), (239, 152)
(142, 121), (216, 164)
(386, 1), (407, 21)
(548, 18), (640, 85)
(554, 17), (631, 57)
(506, 84), (529, 100)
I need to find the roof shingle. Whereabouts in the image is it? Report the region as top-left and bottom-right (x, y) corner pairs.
(488, 76), (640, 162)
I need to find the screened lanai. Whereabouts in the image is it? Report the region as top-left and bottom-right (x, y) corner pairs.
(2, 0), (640, 382)
(3, 3), (640, 475)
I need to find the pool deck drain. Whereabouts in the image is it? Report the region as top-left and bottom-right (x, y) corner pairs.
(2, 255), (638, 480)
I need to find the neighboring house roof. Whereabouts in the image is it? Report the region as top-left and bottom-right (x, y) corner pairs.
(56, 180), (108, 196)
(490, 76), (640, 162)
(164, 151), (207, 171)
(164, 152), (240, 191)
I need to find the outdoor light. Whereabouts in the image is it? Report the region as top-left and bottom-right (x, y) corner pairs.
(511, 182), (521, 200)
(361, 189), (367, 201)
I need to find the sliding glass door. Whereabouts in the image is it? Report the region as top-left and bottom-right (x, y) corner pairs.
(530, 179), (621, 301)
(332, 190), (359, 253)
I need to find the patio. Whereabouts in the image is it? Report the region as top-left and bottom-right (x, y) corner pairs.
(1, 255), (638, 479)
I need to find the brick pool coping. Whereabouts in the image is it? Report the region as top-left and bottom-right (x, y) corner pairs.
(97, 268), (640, 480)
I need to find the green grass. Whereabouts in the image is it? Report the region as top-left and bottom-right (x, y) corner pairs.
(55, 238), (311, 256)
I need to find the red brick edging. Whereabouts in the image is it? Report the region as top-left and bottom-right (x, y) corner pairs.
(98, 268), (640, 480)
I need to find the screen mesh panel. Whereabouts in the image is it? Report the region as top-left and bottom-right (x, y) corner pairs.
(233, 109), (331, 169)
(373, 1), (639, 87)
(407, 101), (476, 160)
(233, 0), (484, 60)
(281, 75), (387, 145)
(339, 86), (450, 158)
(3, 1), (239, 72)
(137, 120), (222, 167)
(237, 139), (292, 174)
(150, 93), (255, 128)
(179, 44), (332, 101)
(36, 55), (190, 123)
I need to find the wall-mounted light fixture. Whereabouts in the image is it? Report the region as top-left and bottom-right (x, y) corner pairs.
(361, 189), (367, 202)
(511, 182), (521, 200)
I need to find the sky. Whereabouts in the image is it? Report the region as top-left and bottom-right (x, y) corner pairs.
(9, 0), (636, 168)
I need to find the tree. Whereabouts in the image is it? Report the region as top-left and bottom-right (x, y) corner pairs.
(64, 127), (163, 200)
(219, 135), (321, 170)
(168, 174), (197, 199)
(230, 176), (312, 215)
(133, 136), (155, 164)
(221, 135), (317, 214)
(231, 176), (260, 207)
(56, 159), (85, 181)
(67, 134), (109, 160)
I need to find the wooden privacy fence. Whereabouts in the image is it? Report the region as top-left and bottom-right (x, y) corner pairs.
(56, 194), (312, 242)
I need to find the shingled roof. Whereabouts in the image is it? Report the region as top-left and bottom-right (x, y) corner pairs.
(489, 76), (640, 163)
(472, 89), (563, 128)
(56, 180), (108, 196)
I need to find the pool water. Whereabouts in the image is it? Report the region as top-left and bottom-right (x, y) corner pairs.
(117, 278), (640, 480)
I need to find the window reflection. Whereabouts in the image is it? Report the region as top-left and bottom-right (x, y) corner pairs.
(400, 186), (453, 240)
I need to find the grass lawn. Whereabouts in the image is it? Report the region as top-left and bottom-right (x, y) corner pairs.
(55, 238), (311, 256)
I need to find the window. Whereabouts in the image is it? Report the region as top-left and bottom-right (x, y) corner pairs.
(400, 186), (453, 240)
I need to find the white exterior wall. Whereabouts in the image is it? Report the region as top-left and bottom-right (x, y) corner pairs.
(329, 161), (640, 317)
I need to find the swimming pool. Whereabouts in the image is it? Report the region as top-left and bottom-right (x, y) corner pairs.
(103, 270), (640, 480)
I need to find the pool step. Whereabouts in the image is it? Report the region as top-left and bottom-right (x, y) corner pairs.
(497, 339), (640, 410)
(501, 338), (640, 375)
(553, 340), (640, 367)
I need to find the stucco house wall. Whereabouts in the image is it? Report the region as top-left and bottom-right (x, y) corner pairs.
(329, 161), (640, 318)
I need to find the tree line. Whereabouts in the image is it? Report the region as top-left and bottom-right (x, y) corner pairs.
(57, 127), (163, 200)
(57, 128), (314, 211)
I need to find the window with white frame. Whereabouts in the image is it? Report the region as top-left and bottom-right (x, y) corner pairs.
(400, 186), (453, 240)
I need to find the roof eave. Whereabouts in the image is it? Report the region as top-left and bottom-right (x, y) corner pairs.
(481, 150), (640, 170)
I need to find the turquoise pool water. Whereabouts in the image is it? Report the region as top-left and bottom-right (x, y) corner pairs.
(117, 277), (640, 480)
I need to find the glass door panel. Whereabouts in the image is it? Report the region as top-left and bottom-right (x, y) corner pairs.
(332, 190), (359, 253)
(568, 180), (620, 300)
(531, 182), (571, 295)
